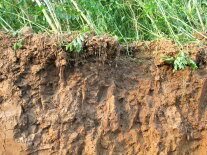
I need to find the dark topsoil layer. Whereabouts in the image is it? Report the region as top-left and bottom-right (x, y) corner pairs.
(0, 31), (207, 155)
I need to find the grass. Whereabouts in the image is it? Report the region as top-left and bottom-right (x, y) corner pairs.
(0, 0), (206, 43)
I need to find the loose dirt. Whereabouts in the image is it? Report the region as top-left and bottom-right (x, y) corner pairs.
(0, 32), (207, 155)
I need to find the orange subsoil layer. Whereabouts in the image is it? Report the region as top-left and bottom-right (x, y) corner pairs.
(0, 31), (207, 155)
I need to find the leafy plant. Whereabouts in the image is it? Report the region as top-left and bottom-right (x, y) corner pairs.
(62, 32), (89, 52)
(13, 39), (23, 50)
(161, 51), (198, 72)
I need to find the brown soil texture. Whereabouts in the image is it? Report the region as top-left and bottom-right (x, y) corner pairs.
(0, 32), (207, 155)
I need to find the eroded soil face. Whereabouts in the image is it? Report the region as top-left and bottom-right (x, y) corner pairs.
(0, 32), (207, 155)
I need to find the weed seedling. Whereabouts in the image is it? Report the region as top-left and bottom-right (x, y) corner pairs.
(13, 39), (23, 50)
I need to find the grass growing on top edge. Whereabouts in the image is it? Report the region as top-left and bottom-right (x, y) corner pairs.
(0, 0), (206, 43)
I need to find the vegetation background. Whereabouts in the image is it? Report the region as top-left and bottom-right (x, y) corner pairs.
(0, 0), (206, 43)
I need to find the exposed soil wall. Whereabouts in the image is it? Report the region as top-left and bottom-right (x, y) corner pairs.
(0, 32), (207, 155)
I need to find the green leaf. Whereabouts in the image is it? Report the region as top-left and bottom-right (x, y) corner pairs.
(179, 51), (185, 57)
(36, 5), (44, 12)
(77, 45), (82, 52)
(13, 43), (17, 50)
(73, 40), (77, 47)
(161, 56), (174, 63)
(79, 35), (85, 41)
(188, 60), (198, 70)
(65, 44), (69, 51)
(173, 63), (178, 72)
(69, 44), (73, 51)
(77, 36), (82, 45)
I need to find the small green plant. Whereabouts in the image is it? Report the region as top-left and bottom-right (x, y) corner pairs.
(62, 32), (89, 52)
(161, 51), (198, 72)
(13, 39), (23, 50)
